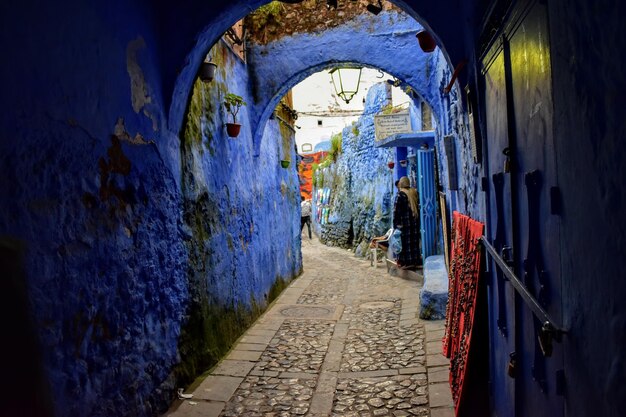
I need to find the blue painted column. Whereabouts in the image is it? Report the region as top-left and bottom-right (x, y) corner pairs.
(417, 148), (437, 260)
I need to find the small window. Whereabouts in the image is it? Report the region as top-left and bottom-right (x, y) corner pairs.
(317, 119), (323, 126)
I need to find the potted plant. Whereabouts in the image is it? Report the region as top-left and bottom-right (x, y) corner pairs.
(387, 161), (395, 169)
(223, 93), (246, 138)
(416, 29), (436, 53)
(198, 61), (217, 83)
(280, 160), (290, 168)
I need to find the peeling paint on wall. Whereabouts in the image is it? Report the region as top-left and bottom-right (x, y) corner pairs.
(126, 36), (159, 131)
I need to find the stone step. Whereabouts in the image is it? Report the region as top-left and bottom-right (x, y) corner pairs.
(385, 258), (423, 284)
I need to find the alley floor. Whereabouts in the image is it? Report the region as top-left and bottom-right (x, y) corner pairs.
(164, 238), (454, 417)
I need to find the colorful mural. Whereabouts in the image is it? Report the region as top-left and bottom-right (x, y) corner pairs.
(298, 151), (327, 200)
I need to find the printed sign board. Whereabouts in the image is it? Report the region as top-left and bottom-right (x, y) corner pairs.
(374, 112), (412, 141)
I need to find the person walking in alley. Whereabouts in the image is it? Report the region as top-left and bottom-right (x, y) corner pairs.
(301, 196), (312, 239)
(393, 176), (421, 269)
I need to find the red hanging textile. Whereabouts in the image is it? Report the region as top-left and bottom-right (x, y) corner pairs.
(442, 211), (484, 413)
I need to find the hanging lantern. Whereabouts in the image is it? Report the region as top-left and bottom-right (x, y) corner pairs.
(329, 66), (362, 104)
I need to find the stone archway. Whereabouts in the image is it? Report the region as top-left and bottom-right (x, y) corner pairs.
(166, 2), (464, 141)
(244, 10), (450, 156)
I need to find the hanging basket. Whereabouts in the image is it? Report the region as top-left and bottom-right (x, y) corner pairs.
(226, 123), (241, 138)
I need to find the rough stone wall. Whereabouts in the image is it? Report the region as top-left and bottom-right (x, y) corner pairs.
(428, 51), (485, 223)
(246, 0), (401, 45)
(316, 83), (395, 252)
(175, 38), (303, 396)
(0, 3), (301, 416)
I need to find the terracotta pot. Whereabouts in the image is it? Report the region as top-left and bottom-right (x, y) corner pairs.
(387, 161), (395, 169)
(199, 62), (217, 82)
(416, 30), (436, 53)
(226, 123), (241, 138)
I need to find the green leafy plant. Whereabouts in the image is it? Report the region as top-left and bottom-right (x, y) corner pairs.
(329, 132), (342, 162)
(248, 2), (284, 32)
(223, 93), (247, 124)
(351, 121), (360, 137)
(380, 103), (407, 115)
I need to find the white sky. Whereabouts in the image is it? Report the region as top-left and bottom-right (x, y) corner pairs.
(292, 68), (412, 152)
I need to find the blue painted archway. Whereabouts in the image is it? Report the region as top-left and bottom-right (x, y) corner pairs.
(243, 11), (453, 156)
(166, 3), (468, 139)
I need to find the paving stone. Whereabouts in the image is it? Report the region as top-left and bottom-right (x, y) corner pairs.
(423, 320), (446, 332)
(227, 349), (262, 361)
(212, 360), (254, 377)
(426, 340), (443, 354)
(430, 407), (455, 417)
(428, 382), (453, 408)
(398, 365), (427, 375)
(239, 334), (274, 345)
(234, 342), (268, 352)
(426, 354), (450, 367)
(339, 370), (398, 378)
(174, 242), (453, 417)
(192, 375), (243, 401)
(428, 368), (449, 383)
(425, 329), (445, 342)
(280, 372), (318, 379)
(245, 328), (278, 337)
(162, 400), (225, 417)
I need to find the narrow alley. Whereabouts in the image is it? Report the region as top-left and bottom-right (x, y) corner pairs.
(165, 239), (453, 417)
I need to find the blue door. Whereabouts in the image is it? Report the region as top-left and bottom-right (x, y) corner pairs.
(417, 148), (436, 261)
(483, 1), (564, 416)
(483, 36), (517, 417)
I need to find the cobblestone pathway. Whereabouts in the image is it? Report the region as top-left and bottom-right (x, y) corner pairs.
(164, 239), (454, 417)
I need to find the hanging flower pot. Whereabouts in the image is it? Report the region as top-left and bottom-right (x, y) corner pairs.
(198, 62), (217, 83)
(280, 160), (290, 168)
(399, 159), (408, 167)
(387, 161), (395, 169)
(416, 30), (436, 53)
(223, 93), (246, 138)
(226, 123), (241, 138)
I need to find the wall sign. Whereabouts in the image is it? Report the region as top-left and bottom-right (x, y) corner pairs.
(374, 111), (412, 141)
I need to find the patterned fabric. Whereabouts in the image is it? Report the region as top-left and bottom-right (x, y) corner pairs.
(392, 191), (421, 267)
(442, 211), (484, 413)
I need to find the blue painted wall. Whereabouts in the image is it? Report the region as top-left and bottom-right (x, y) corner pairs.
(313, 84), (394, 251)
(0, 2), (301, 416)
(178, 39), (302, 392)
(1, 1), (625, 416)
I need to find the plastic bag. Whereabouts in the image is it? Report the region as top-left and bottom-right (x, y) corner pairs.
(390, 228), (402, 254)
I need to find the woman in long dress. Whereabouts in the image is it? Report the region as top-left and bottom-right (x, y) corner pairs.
(393, 176), (421, 269)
